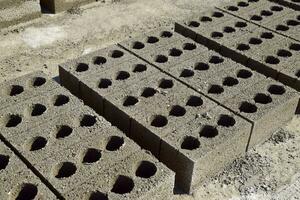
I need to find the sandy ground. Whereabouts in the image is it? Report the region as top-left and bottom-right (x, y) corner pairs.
(0, 0), (299, 199)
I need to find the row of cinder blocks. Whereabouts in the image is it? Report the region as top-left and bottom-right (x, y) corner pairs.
(217, 0), (299, 41)
(174, 8), (300, 92)
(59, 32), (299, 193)
(269, 0), (300, 11)
(0, 71), (175, 199)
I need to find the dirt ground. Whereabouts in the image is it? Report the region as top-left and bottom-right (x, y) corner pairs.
(0, 0), (299, 199)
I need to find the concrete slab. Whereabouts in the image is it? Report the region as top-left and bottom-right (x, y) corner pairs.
(0, 140), (57, 199)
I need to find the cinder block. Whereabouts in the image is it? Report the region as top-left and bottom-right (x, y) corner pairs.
(0, 141), (57, 199)
(0, 0), (41, 29)
(160, 106), (251, 192)
(269, 0), (300, 11)
(223, 78), (299, 148)
(65, 151), (175, 200)
(0, 71), (59, 110)
(40, 0), (95, 13)
(59, 44), (136, 96)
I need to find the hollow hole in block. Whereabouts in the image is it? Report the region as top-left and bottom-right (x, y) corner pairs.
(289, 43), (300, 51)
(186, 96), (203, 107)
(260, 32), (274, 39)
(217, 115), (236, 127)
(195, 62), (209, 70)
(106, 136), (124, 151)
(200, 16), (212, 22)
(265, 56), (280, 64)
(80, 115), (96, 127)
(123, 96), (139, 107)
(212, 11), (224, 18)
(223, 77), (239, 86)
(132, 41), (145, 50)
(254, 93), (273, 104)
(32, 77), (46, 87)
(249, 37), (263, 45)
(209, 56), (224, 64)
(237, 69), (253, 79)
(98, 79), (112, 89)
(180, 69), (194, 78)
(200, 125), (218, 138)
(297, 15), (300, 21)
(151, 115), (168, 128)
(261, 10), (273, 16)
(160, 31), (173, 38)
(295, 70), (300, 78)
(29, 136), (47, 151)
(155, 55), (168, 63)
(116, 71), (130, 80)
(82, 148), (101, 164)
(135, 161), (157, 178)
(93, 56), (107, 65)
(147, 36), (159, 44)
(287, 20), (300, 26)
(235, 21), (247, 28)
(268, 84), (286, 95)
(181, 136), (200, 150)
(276, 24), (289, 31)
(211, 31), (223, 38)
(76, 63), (89, 72)
(141, 87), (157, 98)
(277, 49), (292, 57)
(250, 15), (262, 21)
(208, 84), (224, 94)
(169, 48), (183, 57)
(109, 50), (124, 58)
(169, 105), (186, 117)
(183, 43), (197, 50)
(53, 94), (70, 106)
(188, 21), (200, 27)
(54, 162), (77, 179)
(227, 6), (239, 11)
(270, 5), (283, 11)
(159, 79), (174, 89)
(239, 102), (257, 113)
(133, 64), (147, 73)
(89, 191), (108, 200)
(14, 183), (38, 200)
(5, 114), (22, 128)
(248, 0), (259, 2)
(292, 0), (300, 2)
(9, 85), (24, 96)
(30, 104), (46, 116)
(237, 43), (250, 51)
(56, 125), (73, 139)
(0, 154), (9, 170)
(223, 26), (236, 33)
(111, 175), (134, 194)
(238, 1), (249, 7)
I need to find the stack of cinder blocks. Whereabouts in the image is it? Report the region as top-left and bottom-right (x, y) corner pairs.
(0, 0), (41, 29)
(40, 0), (96, 13)
(59, 4), (299, 194)
(0, 71), (175, 199)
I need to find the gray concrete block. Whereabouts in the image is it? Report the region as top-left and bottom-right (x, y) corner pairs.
(160, 106), (251, 192)
(0, 141), (57, 199)
(0, 0), (41, 29)
(223, 78), (299, 148)
(40, 0), (95, 13)
(59, 44), (136, 96)
(64, 151), (175, 200)
(269, 0), (300, 11)
(0, 71), (59, 110)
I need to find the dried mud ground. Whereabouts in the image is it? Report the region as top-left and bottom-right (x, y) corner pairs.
(0, 0), (299, 199)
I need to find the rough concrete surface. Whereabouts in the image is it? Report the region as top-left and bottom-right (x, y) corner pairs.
(0, 0), (300, 199)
